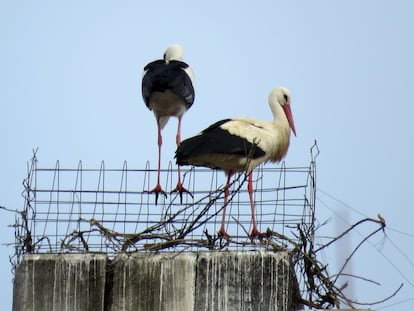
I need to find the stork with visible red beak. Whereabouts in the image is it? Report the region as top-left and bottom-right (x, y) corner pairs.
(175, 87), (296, 239)
(142, 44), (195, 204)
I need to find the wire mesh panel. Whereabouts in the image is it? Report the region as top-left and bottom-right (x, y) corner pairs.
(13, 146), (317, 263)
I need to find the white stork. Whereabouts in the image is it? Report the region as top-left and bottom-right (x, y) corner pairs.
(142, 44), (195, 203)
(175, 87), (296, 239)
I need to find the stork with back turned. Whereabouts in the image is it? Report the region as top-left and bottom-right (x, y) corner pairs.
(176, 87), (296, 239)
(142, 44), (195, 204)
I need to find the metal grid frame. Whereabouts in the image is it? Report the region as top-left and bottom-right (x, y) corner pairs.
(13, 145), (318, 264)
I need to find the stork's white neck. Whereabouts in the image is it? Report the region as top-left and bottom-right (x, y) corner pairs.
(270, 99), (290, 134)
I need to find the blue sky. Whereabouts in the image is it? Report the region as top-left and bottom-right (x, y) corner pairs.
(1, 1), (414, 310)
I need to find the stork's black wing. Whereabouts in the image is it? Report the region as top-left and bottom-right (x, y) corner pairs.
(176, 119), (265, 166)
(142, 60), (195, 109)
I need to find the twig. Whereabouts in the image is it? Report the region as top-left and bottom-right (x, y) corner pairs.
(341, 283), (403, 306)
(333, 224), (385, 285)
(315, 216), (386, 253)
(329, 273), (381, 286)
(1, 205), (19, 213)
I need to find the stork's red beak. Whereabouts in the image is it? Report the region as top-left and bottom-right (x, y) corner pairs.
(282, 104), (297, 136)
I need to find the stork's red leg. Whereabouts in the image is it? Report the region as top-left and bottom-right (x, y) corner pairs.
(175, 115), (182, 146)
(171, 116), (193, 202)
(247, 172), (264, 238)
(218, 173), (232, 240)
(146, 120), (167, 204)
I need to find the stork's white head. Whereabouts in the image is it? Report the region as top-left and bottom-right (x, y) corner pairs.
(269, 87), (297, 136)
(164, 44), (184, 62)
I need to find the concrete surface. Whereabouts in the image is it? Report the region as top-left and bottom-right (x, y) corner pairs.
(13, 253), (107, 311)
(13, 251), (300, 311)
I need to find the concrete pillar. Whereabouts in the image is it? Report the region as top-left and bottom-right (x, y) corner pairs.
(13, 251), (300, 311)
(12, 254), (107, 311)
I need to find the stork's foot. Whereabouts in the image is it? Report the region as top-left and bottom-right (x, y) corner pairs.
(218, 228), (231, 241)
(145, 184), (167, 205)
(249, 227), (268, 240)
(171, 182), (193, 203)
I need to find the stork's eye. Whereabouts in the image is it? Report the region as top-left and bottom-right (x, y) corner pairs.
(283, 94), (288, 102)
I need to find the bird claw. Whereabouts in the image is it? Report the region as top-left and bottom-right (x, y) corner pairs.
(218, 228), (231, 242)
(145, 184), (167, 205)
(249, 228), (268, 240)
(171, 182), (193, 204)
